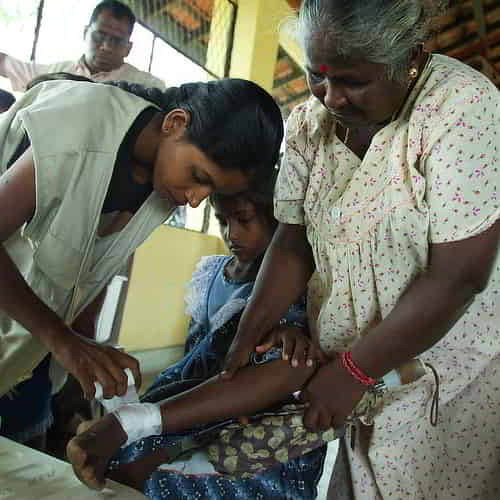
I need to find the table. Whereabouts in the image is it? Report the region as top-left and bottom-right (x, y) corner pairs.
(0, 436), (146, 499)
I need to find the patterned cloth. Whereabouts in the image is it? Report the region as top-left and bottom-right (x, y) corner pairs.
(109, 255), (326, 499)
(275, 54), (500, 498)
(206, 403), (337, 477)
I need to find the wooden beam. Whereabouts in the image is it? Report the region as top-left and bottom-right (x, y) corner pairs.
(472, 0), (487, 39)
(460, 1), (499, 84)
(448, 29), (500, 59)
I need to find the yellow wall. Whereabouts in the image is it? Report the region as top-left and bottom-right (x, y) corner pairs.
(228, 0), (304, 92)
(118, 225), (227, 351)
(229, 0), (280, 91)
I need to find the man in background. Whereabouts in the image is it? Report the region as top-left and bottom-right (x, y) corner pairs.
(0, 0), (165, 91)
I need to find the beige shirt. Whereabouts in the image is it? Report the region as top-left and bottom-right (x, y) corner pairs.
(2, 54), (165, 91)
(276, 54), (500, 498)
(0, 81), (175, 395)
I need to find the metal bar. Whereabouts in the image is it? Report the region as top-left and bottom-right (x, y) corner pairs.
(136, 19), (220, 80)
(30, 0), (45, 61)
(148, 35), (156, 73)
(224, 1), (237, 78)
(201, 202), (211, 233)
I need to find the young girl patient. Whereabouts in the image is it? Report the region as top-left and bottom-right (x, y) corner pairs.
(67, 172), (328, 499)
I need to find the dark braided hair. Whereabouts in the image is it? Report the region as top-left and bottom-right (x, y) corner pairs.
(107, 79), (284, 180)
(25, 74), (284, 182)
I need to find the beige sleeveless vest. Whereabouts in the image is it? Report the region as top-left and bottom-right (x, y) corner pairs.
(0, 81), (174, 395)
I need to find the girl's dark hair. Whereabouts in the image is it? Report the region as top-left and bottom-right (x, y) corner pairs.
(209, 165), (279, 230)
(108, 80), (284, 180)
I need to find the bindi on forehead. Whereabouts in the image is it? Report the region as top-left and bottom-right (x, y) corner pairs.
(319, 64), (329, 74)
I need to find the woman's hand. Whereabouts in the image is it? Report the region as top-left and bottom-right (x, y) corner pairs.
(300, 357), (367, 431)
(46, 327), (141, 400)
(221, 334), (256, 379)
(256, 325), (327, 368)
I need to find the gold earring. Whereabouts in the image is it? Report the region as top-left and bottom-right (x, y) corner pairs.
(409, 66), (418, 79)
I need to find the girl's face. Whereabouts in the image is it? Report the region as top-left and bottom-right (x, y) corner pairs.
(153, 110), (251, 208)
(213, 198), (275, 263)
(304, 33), (409, 128)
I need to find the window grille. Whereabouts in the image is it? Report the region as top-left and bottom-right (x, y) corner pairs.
(121, 0), (237, 78)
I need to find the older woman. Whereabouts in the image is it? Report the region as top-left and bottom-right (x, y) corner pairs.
(224, 0), (500, 497)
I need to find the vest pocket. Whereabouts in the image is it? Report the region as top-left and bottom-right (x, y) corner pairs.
(32, 231), (84, 291)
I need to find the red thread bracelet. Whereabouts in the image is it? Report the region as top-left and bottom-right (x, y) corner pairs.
(340, 351), (377, 386)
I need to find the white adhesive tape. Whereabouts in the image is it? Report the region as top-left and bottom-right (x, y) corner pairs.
(113, 402), (163, 447)
(94, 368), (139, 413)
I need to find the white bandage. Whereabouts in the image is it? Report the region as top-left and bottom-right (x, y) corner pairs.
(94, 368), (140, 413)
(113, 403), (163, 447)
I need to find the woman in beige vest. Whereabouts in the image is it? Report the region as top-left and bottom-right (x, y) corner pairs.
(0, 77), (283, 448)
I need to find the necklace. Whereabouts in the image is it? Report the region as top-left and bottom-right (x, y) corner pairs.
(341, 53), (432, 148)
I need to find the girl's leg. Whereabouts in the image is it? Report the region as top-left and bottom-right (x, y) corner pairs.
(67, 358), (316, 490)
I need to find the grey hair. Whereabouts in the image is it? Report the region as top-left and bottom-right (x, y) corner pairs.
(289, 0), (448, 82)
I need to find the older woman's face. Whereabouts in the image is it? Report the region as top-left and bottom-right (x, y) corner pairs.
(304, 34), (408, 128)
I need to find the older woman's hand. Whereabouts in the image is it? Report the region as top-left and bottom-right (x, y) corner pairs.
(300, 357), (367, 431)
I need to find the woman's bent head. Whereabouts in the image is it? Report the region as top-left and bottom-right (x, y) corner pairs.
(112, 79), (284, 207)
(285, 0), (448, 127)
(295, 0), (447, 82)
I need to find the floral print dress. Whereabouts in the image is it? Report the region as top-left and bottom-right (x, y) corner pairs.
(275, 54), (500, 499)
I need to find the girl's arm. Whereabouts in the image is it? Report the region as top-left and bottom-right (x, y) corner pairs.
(160, 357), (315, 432)
(68, 355), (318, 490)
(224, 223), (315, 375)
(0, 148), (140, 399)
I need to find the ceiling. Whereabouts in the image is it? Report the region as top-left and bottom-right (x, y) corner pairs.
(272, 0), (500, 117)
